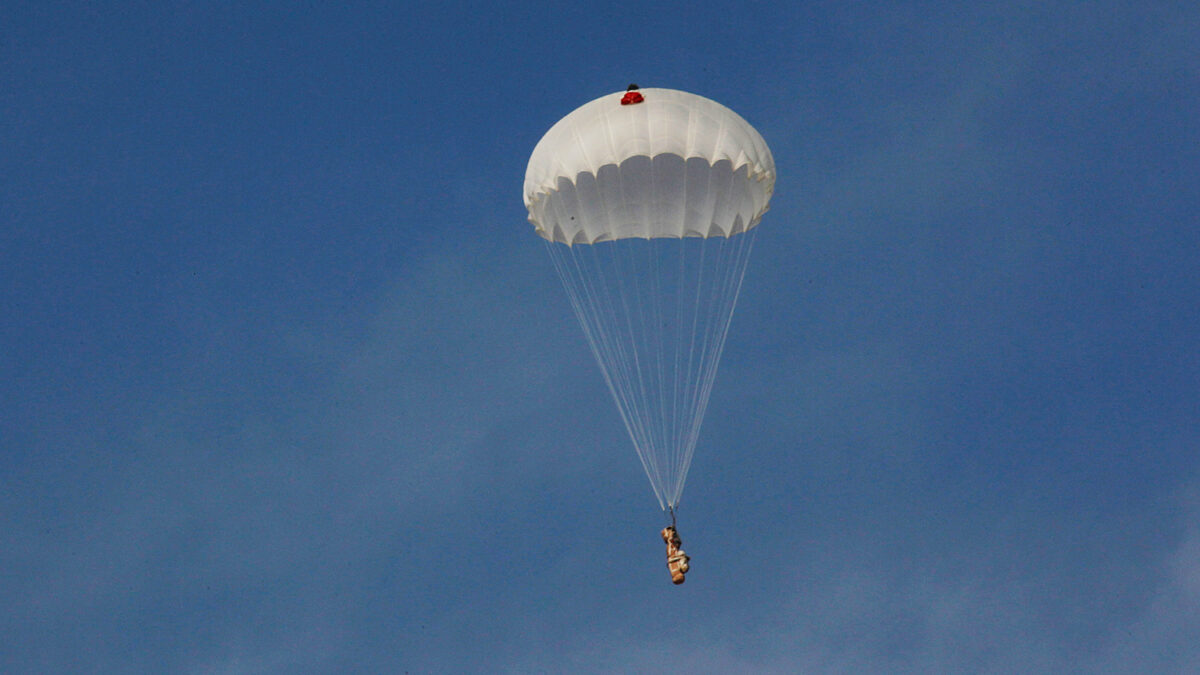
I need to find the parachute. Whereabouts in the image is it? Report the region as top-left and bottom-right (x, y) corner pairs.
(524, 87), (775, 512)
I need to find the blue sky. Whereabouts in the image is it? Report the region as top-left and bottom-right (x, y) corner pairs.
(3, 1), (1199, 672)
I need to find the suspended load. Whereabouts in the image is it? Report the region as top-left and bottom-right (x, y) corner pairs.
(662, 525), (691, 585)
(524, 86), (775, 578)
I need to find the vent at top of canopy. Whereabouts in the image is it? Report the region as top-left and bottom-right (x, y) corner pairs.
(621, 83), (644, 105)
(524, 88), (776, 245)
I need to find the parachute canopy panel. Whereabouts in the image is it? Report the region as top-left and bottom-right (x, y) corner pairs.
(524, 88), (776, 244)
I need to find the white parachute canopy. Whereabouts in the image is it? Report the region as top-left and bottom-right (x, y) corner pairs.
(525, 87), (775, 510)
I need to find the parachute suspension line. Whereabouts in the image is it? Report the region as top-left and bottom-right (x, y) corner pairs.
(649, 230), (669, 507)
(681, 235), (724, 503)
(675, 232), (730, 507)
(643, 237), (675, 505)
(546, 239), (668, 509)
(669, 234), (689, 510)
(615, 234), (661, 494)
(544, 228), (757, 512)
(669, 236), (706, 509)
(598, 239), (671, 509)
(669, 229), (758, 505)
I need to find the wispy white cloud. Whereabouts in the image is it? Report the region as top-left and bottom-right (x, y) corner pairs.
(1093, 482), (1200, 673)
